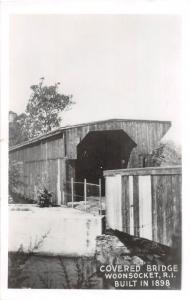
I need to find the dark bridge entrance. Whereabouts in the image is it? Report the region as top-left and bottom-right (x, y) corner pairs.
(76, 130), (136, 196)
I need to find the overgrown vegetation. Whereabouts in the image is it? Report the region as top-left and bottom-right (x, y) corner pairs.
(8, 230), (50, 288)
(141, 140), (182, 167)
(151, 140), (181, 166)
(9, 164), (57, 205)
(9, 240), (99, 289)
(8, 220), (99, 288)
(38, 188), (56, 207)
(9, 159), (35, 203)
(58, 256), (98, 289)
(9, 160), (25, 202)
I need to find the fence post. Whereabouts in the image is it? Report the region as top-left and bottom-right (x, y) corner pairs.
(71, 177), (74, 208)
(84, 178), (87, 212)
(99, 178), (102, 215)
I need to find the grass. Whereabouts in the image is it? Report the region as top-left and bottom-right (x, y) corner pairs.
(8, 230), (50, 288)
(8, 230), (100, 289)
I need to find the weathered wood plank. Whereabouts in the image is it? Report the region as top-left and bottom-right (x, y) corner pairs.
(156, 175), (165, 244)
(106, 175), (122, 230)
(104, 166), (181, 177)
(165, 175), (174, 246)
(133, 176), (140, 237)
(104, 167), (181, 246)
(129, 176), (134, 235)
(121, 175), (130, 233)
(162, 175), (169, 245)
(139, 176), (152, 240)
(151, 175), (158, 242)
(171, 174), (182, 248)
(10, 119), (171, 168)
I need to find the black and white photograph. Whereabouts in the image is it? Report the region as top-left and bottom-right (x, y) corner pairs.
(1, 1), (187, 298)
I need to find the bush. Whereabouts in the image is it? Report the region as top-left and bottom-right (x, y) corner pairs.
(38, 188), (55, 207)
(151, 140), (181, 166)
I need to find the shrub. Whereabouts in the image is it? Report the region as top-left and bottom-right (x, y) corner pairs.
(38, 188), (55, 207)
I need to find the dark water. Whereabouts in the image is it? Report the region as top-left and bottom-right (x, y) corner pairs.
(8, 252), (181, 290)
(8, 253), (103, 289)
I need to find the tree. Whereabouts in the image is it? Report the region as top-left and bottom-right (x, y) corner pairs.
(9, 112), (28, 146)
(9, 79), (74, 145)
(151, 140), (181, 166)
(22, 78), (74, 139)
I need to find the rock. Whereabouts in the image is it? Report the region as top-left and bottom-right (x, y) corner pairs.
(96, 234), (130, 265)
(131, 256), (145, 265)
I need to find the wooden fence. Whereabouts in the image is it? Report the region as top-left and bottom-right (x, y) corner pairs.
(104, 166), (181, 247)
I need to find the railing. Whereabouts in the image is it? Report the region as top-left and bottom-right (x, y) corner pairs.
(64, 178), (104, 215)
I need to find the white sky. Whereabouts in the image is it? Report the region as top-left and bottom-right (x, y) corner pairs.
(10, 15), (181, 143)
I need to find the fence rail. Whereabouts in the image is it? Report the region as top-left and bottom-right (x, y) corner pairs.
(64, 178), (103, 215)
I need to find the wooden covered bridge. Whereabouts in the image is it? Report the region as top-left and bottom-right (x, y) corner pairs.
(9, 118), (171, 204)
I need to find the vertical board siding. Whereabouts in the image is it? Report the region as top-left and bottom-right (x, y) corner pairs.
(9, 120), (171, 205)
(121, 176), (130, 233)
(115, 174), (122, 231)
(165, 175), (174, 246)
(152, 175), (171, 245)
(133, 176), (140, 237)
(129, 176), (134, 236)
(63, 120), (170, 163)
(57, 158), (61, 205)
(171, 174), (182, 248)
(156, 175), (164, 243)
(151, 174), (182, 246)
(9, 137), (66, 203)
(106, 175), (122, 230)
(105, 167), (181, 246)
(139, 176), (152, 240)
(151, 175), (158, 242)
(162, 175), (169, 245)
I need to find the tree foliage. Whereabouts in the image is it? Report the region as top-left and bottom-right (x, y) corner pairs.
(9, 78), (74, 145)
(24, 78), (74, 138)
(9, 113), (28, 146)
(151, 140), (181, 166)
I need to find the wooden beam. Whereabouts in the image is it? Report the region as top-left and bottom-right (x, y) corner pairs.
(104, 166), (182, 177)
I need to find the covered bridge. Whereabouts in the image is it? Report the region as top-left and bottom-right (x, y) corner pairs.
(9, 118), (171, 204)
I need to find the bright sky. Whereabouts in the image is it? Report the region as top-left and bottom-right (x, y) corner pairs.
(10, 15), (181, 143)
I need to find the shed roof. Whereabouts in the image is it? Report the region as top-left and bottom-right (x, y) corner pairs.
(9, 118), (171, 152)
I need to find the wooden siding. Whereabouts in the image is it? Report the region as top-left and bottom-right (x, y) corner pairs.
(105, 175), (122, 230)
(10, 136), (67, 204)
(10, 119), (171, 163)
(104, 166), (181, 247)
(64, 120), (171, 167)
(133, 176), (140, 236)
(9, 119), (171, 204)
(121, 175), (130, 233)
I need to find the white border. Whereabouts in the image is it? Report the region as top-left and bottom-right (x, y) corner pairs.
(1, 1), (190, 300)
